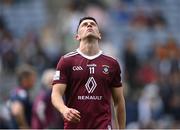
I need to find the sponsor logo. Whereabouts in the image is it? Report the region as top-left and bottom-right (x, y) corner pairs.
(78, 76), (103, 101)
(102, 65), (109, 74)
(53, 70), (60, 80)
(78, 95), (102, 100)
(85, 77), (97, 93)
(72, 66), (83, 71)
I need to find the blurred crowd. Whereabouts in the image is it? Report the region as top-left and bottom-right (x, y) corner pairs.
(0, 0), (180, 129)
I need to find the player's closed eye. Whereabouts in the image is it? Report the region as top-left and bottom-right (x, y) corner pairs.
(81, 22), (88, 27)
(81, 22), (96, 27)
(90, 22), (96, 26)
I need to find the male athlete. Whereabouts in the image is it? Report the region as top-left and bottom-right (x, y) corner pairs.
(8, 64), (36, 129)
(51, 16), (126, 129)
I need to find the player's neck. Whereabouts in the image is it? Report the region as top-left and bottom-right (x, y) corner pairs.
(79, 39), (100, 56)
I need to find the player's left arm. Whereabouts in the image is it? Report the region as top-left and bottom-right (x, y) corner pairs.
(111, 86), (126, 129)
(10, 101), (29, 128)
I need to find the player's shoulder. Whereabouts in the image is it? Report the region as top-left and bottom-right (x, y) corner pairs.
(101, 53), (119, 63)
(63, 50), (79, 59)
(10, 87), (28, 100)
(59, 50), (79, 63)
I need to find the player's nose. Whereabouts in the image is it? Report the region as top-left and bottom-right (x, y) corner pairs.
(87, 23), (92, 28)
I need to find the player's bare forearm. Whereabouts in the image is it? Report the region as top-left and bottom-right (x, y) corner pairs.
(11, 101), (29, 128)
(15, 112), (29, 129)
(18, 117), (29, 129)
(116, 97), (126, 129)
(51, 84), (81, 123)
(112, 87), (126, 129)
(51, 84), (67, 114)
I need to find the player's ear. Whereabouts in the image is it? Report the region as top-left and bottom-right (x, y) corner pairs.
(75, 34), (81, 41)
(98, 33), (101, 40)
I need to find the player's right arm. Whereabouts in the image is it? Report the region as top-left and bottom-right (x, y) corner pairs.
(10, 101), (29, 128)
(51, 83), (81, 123)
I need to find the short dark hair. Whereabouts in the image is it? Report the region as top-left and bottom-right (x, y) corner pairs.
(76, 16), (98, 33)
(16, 64), (36, 85)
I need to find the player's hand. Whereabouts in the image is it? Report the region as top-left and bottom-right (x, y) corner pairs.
(62, 107), (81, 123)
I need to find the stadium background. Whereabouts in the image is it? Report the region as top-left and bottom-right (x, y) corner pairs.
(0, 0), (180, 128)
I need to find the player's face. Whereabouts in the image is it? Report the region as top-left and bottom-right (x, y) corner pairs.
(23, 74), (36, 89)
(76, 19), (101, 41)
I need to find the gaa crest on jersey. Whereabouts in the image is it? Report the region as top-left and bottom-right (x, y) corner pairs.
(102, 65), (109, 74)
(72, 66), (83, 71)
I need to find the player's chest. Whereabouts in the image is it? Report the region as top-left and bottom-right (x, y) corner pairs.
(69, 60), (113, 80)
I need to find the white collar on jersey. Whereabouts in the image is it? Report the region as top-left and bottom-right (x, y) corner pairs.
(76, 48), (102, 60)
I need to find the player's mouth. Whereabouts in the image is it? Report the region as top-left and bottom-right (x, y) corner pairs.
(87, 28), (93, 32)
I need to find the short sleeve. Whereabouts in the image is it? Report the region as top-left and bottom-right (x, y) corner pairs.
(10, 89), (28, 104)
(111, 60), (122, 87)
(52, 56), (69, 85)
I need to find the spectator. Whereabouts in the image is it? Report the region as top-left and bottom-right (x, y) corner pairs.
(7, 64), (36, 129)
(31, 69), (63, 129)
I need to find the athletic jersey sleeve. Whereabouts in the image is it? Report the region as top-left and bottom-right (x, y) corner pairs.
(52, 56), (69, 85)
(111, 60), (122, 87)
(10, 93), (26, 103)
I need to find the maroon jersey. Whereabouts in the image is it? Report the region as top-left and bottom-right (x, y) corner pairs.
(52, 49), (122, 129)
